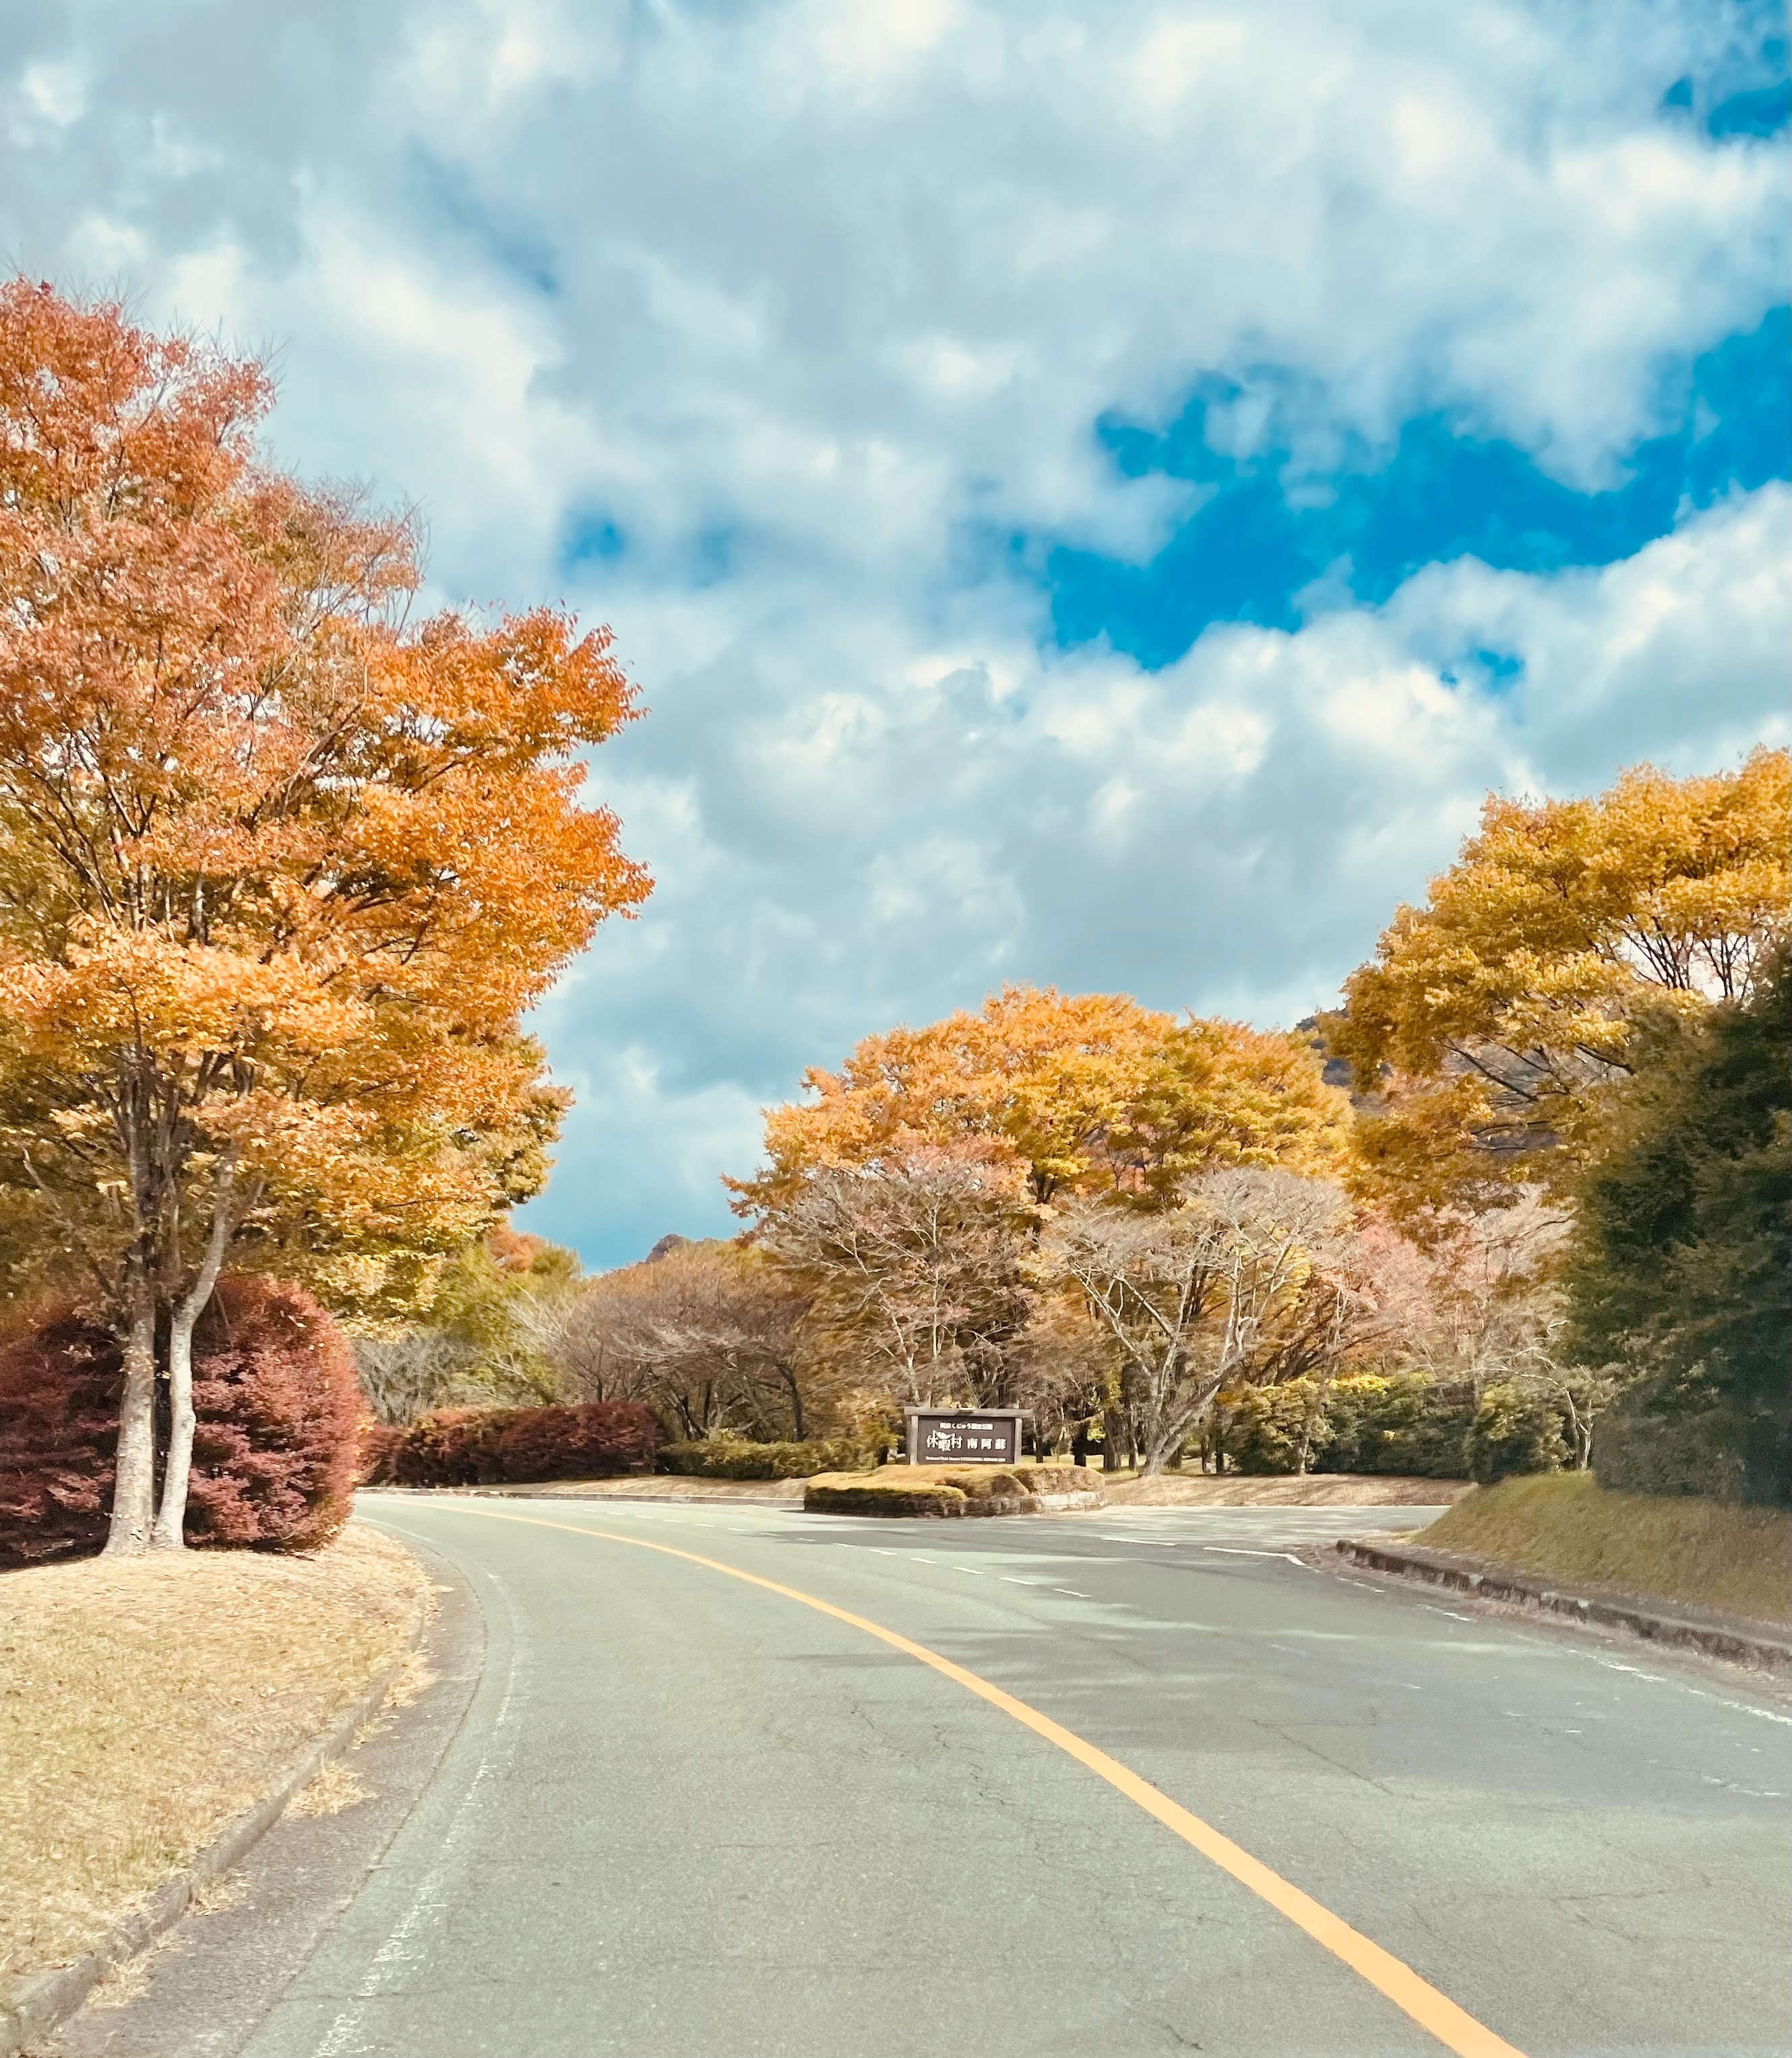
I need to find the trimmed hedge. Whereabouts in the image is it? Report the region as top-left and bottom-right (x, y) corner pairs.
(661, 1437), (863, 1480)
(0, 1303), (131, 1565)
(371, 1400), (658, 1487)
(183, 1275), (362, 1550)
(804, 1461), (1100, 1518)
(805, 1478), (969, 1517)
(0, 1276), (361, 1565)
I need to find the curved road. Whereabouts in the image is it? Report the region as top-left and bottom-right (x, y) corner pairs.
(58, 1495), (1792, 2058)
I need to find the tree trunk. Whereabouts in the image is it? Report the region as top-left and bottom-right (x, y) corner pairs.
(781, 1365), (806, 1441)
(150, 1154), (237, 1553)
(102, 1270), (157, 1557)
(150, 1306), (199, 1552)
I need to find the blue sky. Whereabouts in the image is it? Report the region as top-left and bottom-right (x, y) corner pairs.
(4, 0), (1788, 1270)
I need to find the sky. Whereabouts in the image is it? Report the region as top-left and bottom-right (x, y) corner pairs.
(3, 0), (1788, 1270)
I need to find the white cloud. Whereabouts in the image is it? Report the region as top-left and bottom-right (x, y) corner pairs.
(1, 0), (1785, 1260)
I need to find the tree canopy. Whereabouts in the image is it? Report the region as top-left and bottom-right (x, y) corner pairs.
(1329, 751), (1789, 1225)
(0, 281), (648, 1549)
(1568, 943), (1790, 1503)
(737, 983), (1351, 1214)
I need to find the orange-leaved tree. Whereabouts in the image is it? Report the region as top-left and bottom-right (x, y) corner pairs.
(1327, 752), (1789, 1228)
(733, 985), (1351, 1213)
(0, 282), (649, 1553)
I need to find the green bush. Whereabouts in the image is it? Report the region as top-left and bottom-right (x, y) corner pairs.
(805, 1478), (968, 1517)
(1226, 1383), (1328, 1474)
(1466, 1382), (1569, 1484)
(1313, 1373), (1475, 1478)
(661, 1437), (863, 1480)
(1593, 1384), (1758, 1501)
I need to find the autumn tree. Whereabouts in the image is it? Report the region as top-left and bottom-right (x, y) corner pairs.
(351, 1228), (582, 1425)
(0, 282), (648, 1552)
(737, 984), (1351, 1213)
(1329, 753), (1789, 1227)
(553, 1239), (811, 1440)
(1046, 1168), (1351, 1475)
(756, 1142), (1034, 1409)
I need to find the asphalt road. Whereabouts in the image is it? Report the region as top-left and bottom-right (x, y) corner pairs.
(55, 1496), (1791, 2058)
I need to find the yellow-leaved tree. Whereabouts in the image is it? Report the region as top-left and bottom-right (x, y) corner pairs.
(734, 984), (1351, 1214)
(0, 282), (650, 1553)
(1328, 751), (1789, 1228)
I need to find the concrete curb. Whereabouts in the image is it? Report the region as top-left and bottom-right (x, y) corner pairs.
(1335, 1537), (1791, 1673)
(363, 1484), (800, 1509)
(0, 1586), (430, 2058)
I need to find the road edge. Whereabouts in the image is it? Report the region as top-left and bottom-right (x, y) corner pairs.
(1334, 1536), (1791, 1673)
(0, 1556), (431, 2058)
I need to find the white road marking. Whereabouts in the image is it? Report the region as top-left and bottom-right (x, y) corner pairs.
(1202, 1546), (1319, 1573)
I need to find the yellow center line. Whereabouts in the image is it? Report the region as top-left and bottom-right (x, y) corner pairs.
(412, 1500), (1527, 2058)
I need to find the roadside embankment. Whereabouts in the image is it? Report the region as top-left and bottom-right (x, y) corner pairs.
(1413, 1472), (1791, 1625)
(0, 1524), (429, 2020)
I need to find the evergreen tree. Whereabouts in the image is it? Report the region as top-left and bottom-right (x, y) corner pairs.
(1570, 945), (1790, 1504)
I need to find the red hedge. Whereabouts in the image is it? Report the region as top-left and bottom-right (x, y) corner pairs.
(0, 1305), (123, 1565)
(385, 1401), (656, 1487)
(184, 1276), (361, 1551)
(392, 1407), (518, 1487)
(0, 1276), (361, 1566)
(357, 1420), (406, 1487)
(496, 1403), (657, 1482)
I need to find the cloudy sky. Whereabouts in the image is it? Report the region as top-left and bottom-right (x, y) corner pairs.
(5, 1), (1787, 1268)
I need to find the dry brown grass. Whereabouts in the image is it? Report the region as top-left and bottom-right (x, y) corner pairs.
(1419, 1472), (1792, 1624)
(284, 1759), (371, 1819)
(0, 1522), (427, 1989)
(1101, 1472), (1471, 1508)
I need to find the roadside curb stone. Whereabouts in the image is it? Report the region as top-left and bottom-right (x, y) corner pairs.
(365, 1483), (799, 1509)
(0, 1569), (431, 2058)
(1335, 1536), (1791, 1673)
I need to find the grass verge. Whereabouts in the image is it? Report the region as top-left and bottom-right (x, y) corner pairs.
(1417, 1472), (1791, 1624)
(0, 1523), (428, 1988)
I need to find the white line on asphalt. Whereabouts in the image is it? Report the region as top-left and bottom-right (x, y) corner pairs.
(1055, 1589), (1091, 1597)
(1202, 1546), (1320, 1573)
(1576, 1652), (1792, 1725)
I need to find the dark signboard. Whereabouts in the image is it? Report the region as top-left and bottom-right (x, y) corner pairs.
(906, 1409), (1023, 1465)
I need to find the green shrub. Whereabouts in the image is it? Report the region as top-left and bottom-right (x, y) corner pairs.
(1313, 1373), (1475, 1478)
(802, 1461), (1099, 1516)
(661, 1437), (863, 1480)
(1592, 1385), (1758, 1501)
(805, 1478), (968, 1517)
(1226, 1383), (1328, 1474)
(1466, 1381), (1569, 1484)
